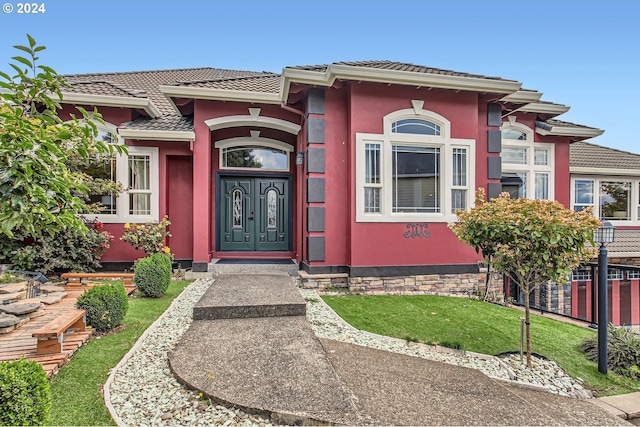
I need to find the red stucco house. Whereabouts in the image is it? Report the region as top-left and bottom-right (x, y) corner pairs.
(58, 61), (607, 294)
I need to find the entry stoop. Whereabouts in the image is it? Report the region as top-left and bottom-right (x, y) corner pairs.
(208, 259), (299, 276)
(192, 274), (306, 320)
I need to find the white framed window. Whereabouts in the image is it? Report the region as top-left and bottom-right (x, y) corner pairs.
(627, 270), (640, 279)
(572, 268), (591, 281)
(83, 123), (159, 223)
(356, 104), (475, 222)
(571, 176), (640, 224)
(608, 268), (623, 280)
(501, 122), (554, 200)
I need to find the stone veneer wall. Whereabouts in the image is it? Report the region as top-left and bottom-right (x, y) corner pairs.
(299, 270), (503, 298)
(534, 282), (572, 316)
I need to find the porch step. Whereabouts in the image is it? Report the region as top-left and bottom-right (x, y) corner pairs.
(208, 259), (299, 276)
(193, 273), (306, 320)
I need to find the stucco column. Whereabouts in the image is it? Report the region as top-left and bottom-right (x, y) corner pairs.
(192, 114), (212, 271)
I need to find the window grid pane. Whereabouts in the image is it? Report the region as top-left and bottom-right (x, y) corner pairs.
(392, 145), (440, 213)
(364, 188), (380, 213)
(128, 155), (151, 215)
(391, 119), (441, 135)
(535, 173), (549, 200)
(365, 144), (380, 184)
(534, 149), (548, 166)
(600, 181), (631, 220)
(452, 148), (467, 186)
(502, 147), (527, 164)
(129, 194), (151, 215)
(451, 189), (467, 212)
(502, 128), (527, 140)
(129, 155), (150, 190)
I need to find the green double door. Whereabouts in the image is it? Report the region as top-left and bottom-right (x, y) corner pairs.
(219, 176), (290, 251)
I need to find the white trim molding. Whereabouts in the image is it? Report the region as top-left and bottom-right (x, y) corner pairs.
(500, 90), (543, 104)
(205, 108), (301, 135)
(117, 128), (195, 142)
(160, 85), (281, 105)
(536, 121), (604, 138)
(520, 102), (570, 115)
(59, 92), (161, 118)
(571, 166), (640, 177)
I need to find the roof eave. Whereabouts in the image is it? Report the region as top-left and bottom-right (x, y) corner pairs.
(160, 85), (281, 104)
(328, 64), (522, 94)
(59, 92), (161, 118)
(500, 90), (543, 104)
(118, 128), (195, 142)
(280, 68), (334, 100)
(570, 166), (640, 176)
(536, 124), (604, 138)
(519, 102), (570, 115)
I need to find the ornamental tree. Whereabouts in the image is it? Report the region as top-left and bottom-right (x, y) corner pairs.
(449, 188), (601, 367)
(0, 34), (125, 239)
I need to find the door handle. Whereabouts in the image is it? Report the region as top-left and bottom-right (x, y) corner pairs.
(248, 212), (254, 221)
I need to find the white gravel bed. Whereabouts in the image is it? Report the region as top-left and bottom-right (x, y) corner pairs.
(299, 287), (593, 399)
(106, 278), (273, 427)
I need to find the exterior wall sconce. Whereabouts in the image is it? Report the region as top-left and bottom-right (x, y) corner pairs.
(594, 220), (615, 375)
(295, 151), (305, 166)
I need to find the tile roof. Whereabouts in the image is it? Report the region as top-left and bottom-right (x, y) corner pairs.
(570, 141), (640, 170)
(167, 73), (281, 93)
(63, 81), (147, 98)
(119, 116), (193, 132)
(546, 119), (598, 130)
(607, 229), (640, 255)
(287, 60), (518, 83)
(64, 67), (269, 117)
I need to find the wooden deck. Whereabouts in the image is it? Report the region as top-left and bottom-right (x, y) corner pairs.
(0, 285), (93, 378)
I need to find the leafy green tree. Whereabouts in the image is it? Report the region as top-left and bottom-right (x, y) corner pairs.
(449, 189), (601, 367)
(0, 34), (125, 239)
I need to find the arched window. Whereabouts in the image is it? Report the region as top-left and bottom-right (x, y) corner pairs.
(216, 138), (293, 172)
(501, 122), (553, 200)
(356, 103), (475, 222)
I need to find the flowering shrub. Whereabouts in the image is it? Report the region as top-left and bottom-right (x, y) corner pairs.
(120, 215), (172, 257)
(10, 217), (113, 275)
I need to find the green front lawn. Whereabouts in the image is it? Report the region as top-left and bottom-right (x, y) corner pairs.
(48, 280), (192, 426)
(322, 294), (640, 396)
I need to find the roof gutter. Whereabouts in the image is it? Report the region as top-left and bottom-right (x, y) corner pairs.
(58, 92), (162, 118)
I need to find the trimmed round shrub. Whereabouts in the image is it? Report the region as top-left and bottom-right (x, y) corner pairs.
(134, 253), (172, 298)
(76, 282), (128, 332)
(0, 358), (51, 426)
(580, 323), (640, 379)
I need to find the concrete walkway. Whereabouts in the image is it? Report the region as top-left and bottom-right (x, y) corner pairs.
(169, 273), (635, 426)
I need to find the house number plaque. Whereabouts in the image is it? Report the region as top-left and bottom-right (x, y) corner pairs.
(403, 223), (431, 239)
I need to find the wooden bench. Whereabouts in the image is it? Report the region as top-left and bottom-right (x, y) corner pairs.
(32, 308), (86, 355)
(60, 272), (134, 287)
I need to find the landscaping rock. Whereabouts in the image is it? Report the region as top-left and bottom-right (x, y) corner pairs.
(0, 281), (27, 294)
(0, 312), (21, 333)
(0, 302), (42, 316)
(39, 292), (67, 304)
(40, 284), (66, 294)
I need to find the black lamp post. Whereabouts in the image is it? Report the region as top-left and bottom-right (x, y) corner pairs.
(593, 220), (615, 375)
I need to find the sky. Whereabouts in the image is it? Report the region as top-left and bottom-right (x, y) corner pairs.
(0, 0), (638, 154)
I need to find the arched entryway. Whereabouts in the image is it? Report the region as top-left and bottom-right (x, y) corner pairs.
(214, 136), (294, 253)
